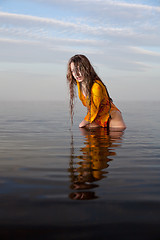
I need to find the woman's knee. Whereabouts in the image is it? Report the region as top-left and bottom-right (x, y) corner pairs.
(109, 111), (126, 130)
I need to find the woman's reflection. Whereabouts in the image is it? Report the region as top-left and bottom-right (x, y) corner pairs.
(69, 128), (124, 200)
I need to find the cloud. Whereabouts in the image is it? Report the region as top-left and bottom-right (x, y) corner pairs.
(0, 0), (160, 71)
(0, 11), (159, 46)
(0, 11), (76, 30)
(0, 37), (102, 65)
(1, 36), (160, 74)
(32, 0), (160, 22)
(34, 0), (160, 11)
(0, 0), (160, 101)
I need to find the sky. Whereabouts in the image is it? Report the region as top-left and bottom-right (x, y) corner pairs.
(0, 0), (160, 102)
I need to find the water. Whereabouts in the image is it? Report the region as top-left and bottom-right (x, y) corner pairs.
(0, 101), (160, 239)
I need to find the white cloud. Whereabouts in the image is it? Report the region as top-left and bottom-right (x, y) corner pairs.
(1, 10), (160, 46)
(0, 0), (160, 94)
(1, 34), (160, 67)
(32, 0), (160, 23)
(34, 0), (160, 11)
(0, 11), (76, 30)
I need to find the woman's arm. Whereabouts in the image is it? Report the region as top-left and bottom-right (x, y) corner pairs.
(84, 83), (103, 123)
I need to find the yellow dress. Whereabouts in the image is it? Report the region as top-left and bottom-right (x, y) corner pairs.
(77, 80), (120, 127)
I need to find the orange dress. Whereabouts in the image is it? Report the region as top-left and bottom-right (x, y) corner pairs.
(77, 80), (120, 127)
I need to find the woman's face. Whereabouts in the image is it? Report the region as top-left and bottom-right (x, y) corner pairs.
(70, 62), (84, 83)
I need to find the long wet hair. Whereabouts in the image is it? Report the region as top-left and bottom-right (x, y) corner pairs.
(66, 54), (112, 125)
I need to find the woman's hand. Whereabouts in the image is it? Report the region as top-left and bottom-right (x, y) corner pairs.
(79, 119), (89, 128)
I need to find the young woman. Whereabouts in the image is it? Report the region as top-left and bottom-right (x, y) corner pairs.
(67, 54), (126, 131)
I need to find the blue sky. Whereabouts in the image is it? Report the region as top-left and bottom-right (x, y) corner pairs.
(0, 0), (160, 101)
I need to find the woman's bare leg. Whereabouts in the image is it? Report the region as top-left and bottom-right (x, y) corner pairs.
(109, 110), (126, 131)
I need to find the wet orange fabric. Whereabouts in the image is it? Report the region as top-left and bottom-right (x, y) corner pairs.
(77, 80), (120, 127)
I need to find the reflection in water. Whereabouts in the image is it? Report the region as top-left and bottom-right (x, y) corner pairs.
(69, 128), (124, 200)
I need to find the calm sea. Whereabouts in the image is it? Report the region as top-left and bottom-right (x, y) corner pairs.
(0, 101), (160, 240)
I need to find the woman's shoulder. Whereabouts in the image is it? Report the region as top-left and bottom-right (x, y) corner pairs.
(91, 80), (103, 96)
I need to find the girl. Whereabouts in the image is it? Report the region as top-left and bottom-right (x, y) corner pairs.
(67, 54), (126, 131)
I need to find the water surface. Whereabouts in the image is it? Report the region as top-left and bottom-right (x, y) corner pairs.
(0, 101), (160, 239)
